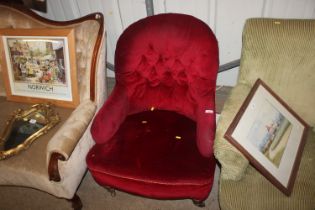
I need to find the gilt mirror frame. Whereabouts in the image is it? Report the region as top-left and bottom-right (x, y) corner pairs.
(0, 103), (59, 160)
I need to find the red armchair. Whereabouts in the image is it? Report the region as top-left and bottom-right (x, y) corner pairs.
(87, 13), (218, 206)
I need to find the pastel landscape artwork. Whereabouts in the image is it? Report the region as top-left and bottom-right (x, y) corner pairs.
(247, 99), (292, 168)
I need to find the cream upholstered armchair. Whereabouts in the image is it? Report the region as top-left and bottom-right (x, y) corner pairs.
(0, 3), (106, 209)
(214, 18), (315, 209)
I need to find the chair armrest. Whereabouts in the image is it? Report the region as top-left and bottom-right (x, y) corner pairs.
(196, 104), (216, 158)
(214, 83), (251, 181)
(91, 86), (129, 144)
(47, 99), (96, 178)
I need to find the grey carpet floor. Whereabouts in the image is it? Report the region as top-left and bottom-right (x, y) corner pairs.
(0, 165), (220, 210)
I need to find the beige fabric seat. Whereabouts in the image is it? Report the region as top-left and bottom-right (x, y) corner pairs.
(0, 4), (106, 208)
(214, 18), (315, 210)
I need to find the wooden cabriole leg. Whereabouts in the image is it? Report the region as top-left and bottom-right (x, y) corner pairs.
(192, 199), (206, 207)
(67, 193), (83, 210)
(103, 186), (116, 197)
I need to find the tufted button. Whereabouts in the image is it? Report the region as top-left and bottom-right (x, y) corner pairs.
(175, 71), (188, 85)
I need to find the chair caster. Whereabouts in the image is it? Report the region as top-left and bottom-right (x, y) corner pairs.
(103, 186), (116, 197)
(192, 199), (205, 207)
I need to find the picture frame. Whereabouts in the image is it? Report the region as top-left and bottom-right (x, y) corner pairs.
(0, 103), (60, 160)
(0, 28), (79, 108)
(224, 79), (308, 196)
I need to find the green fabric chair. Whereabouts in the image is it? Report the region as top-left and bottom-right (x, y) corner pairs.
(214, 18), (315, 210)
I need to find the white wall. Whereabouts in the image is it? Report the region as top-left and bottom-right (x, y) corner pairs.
(36, 0), (315, 86)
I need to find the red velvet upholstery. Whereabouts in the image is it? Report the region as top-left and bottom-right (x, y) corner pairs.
(87, 13), (218, 201)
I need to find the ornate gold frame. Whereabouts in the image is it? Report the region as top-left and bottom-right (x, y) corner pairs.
(0, 103), (60, 160)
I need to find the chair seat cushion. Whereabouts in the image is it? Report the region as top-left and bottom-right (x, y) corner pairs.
(87, 110), (216, 200)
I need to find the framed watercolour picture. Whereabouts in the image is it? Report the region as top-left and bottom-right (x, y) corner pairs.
(0, 28), (79, 108)
(224, 79), (308, 196)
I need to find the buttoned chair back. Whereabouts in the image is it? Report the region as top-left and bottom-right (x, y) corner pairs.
(87, 13), (219, 205)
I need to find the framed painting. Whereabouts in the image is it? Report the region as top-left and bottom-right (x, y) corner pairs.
(224, 79), (308, 196)
(0, 28), (79, 108)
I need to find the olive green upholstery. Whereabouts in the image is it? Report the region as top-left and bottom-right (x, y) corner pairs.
(214, 18), (315, 210)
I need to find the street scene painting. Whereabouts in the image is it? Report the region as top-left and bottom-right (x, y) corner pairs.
(7, 38), (67, 86)
(247, 99), (292, 168)
(0, 28), (79, 108)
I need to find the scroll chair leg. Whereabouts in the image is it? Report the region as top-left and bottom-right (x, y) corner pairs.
(192, 199), (206, 207)
(67, 193), (82, 210)
(103, 186), (116, 197)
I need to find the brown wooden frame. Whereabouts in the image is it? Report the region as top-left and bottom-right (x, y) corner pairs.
(224, 79), (308, 196)
(0, 28), (79, 108)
